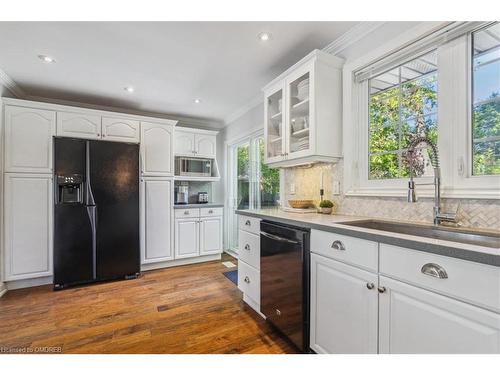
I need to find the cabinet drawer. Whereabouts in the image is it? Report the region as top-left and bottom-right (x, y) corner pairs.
(238, 260), (260, 304)
(174, 208), (200, 218)
(311, 230), (378, 272)
(238, 230), (260, 270)
(200, 207), (223, 217)
(238, 215), (261, 235)
(379, 243), (500, 312)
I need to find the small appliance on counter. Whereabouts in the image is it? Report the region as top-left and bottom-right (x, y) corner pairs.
(197, 192), (209, 204)
(175, 185), (189, 205)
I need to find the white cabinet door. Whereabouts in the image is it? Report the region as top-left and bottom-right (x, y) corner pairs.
(310, 253), (378, 354)
(174, 131), (195, 155)
(195, 134), (216, 158)
(56, 111), (101, 139)
(101, 117), (140, 143)
(140, 178), (174, 264)
(175, 219), (199, 259)
(199, 216), (222, 255)
(379, 276), (500, 354)
(4, 174), (53, 280)
(4, 106), (56, 173)
(140, 122), (174, 176)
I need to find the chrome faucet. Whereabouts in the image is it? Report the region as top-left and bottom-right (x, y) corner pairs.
(406, 136), (458, 226)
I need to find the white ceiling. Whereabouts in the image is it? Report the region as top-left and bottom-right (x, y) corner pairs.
(0, 22), (358, 127)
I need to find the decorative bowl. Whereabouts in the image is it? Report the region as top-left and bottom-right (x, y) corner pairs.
(288, 199), (314, 209)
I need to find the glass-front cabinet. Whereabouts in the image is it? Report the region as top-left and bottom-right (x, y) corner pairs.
(263, 50), (343, 167)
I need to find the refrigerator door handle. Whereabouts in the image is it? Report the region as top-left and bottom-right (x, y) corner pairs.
(86, 205), (97, 280)
(85, 141), (96, 206)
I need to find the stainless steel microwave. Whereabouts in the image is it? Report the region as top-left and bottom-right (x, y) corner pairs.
(176, 157), (212, 177)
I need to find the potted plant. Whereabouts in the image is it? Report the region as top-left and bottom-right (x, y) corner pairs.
(319, 200), (335, 214)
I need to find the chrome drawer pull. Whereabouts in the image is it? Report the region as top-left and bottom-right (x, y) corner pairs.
(184, 211), (189, 215)
(209, 210), (213, 214)
(245, 220), (251, 226)
(378, 286), (386, 293)
(331, 240), (346, 251)
(244, 276), (250, 283)
(421, 263), (448, 279)
(366, 282), (375, 290)
(244, 244), (251, 251)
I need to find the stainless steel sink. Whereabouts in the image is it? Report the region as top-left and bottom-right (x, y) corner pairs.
(338, 220), (500, 248)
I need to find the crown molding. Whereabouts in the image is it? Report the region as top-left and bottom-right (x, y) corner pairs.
(223, 94), (263, 126)
(322, 21), (386, 56)
(0, 67), (26, 98)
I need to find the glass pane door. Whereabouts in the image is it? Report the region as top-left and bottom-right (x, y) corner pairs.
(258, 137), (280, 207)
(288, 72), (311, 156)
(266, 89), (284, 160)
(236, 142), (250, 210)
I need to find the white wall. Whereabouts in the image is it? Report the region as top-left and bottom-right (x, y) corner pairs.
(0, 83), (14, 296)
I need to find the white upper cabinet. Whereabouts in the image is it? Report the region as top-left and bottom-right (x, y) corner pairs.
(199, 216), (223, 255)
(140, 178), (174, 264)
(175, 131), (196, 155)
(56, 111), (101, 139)
(379, 276), (500, 354)
(263, 49), (343, 168)
(310, 253), (378, 354)
(174, 129), (218, 159)
(141, 121), (174, 176)
(4, 174), (53, 280)
(101, 117), (140, 143)
(4, 106), (56, 173)
(195, 134), (216, 158)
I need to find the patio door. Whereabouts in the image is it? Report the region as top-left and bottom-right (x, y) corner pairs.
(227, 133), (280, 253)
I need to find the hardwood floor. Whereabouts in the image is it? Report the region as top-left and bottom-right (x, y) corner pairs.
(0, 256), (298, 354)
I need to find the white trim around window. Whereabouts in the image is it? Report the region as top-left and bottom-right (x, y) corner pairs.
(343, 22), (500, 200)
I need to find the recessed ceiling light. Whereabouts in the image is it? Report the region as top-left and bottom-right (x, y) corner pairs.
(38, 54), (56, 63)
(124, 86), (134, 93)
(258, 32), (271, 42)
(194, 99), (201, 104)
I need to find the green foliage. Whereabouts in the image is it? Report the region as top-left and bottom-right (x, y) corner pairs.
(369, 74), (438, 179)
(319, 200), (334, 208)
(473, 94), (500, 176)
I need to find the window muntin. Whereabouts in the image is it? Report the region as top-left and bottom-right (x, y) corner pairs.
(472, 23), (500, 176)
(368, 50), (438, 180)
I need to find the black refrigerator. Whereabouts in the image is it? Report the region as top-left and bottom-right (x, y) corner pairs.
(53, 137), (140, 289)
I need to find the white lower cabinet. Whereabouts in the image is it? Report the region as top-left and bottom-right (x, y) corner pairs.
(199, 217), (223, 256)
(378, 276), (500, 354)
(4, 174), (53, 280)
(140, 178), (174, 264)
(174, 208), (223, 260)
(175, 219), (200, 259)
(310, 253), (378, 354)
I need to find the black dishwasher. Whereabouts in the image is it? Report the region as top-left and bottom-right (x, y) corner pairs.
(260, 220), (310, 352)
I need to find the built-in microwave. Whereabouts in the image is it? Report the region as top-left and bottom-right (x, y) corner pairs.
(176, 157), (212, 177)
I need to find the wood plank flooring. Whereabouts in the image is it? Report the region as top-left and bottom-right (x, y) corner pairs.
(0, 256), (298, 354)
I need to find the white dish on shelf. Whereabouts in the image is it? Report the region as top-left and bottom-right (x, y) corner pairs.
(297, 78), (310, 88)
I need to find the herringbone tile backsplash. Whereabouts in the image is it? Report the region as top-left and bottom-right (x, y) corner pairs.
(283, 162), (500, 231)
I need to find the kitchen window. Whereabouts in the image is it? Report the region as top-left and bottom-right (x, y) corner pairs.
(345, 22), (500, 199)
(471, 23), (500, 176)
(368, 50), (438, 180)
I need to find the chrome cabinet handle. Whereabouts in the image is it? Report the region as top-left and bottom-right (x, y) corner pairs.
(378, 286), (386, 293)
(245, 220), (251, 226)
(209, 210), (213, 214)
(366, 282), (375, 290)
(261, 231), (300, 244)
(184, 211), (189, 215)
(244, 276), (250, 283)
(331, 240), (346, 251)
(276, 309), (281, 316)
(421, 263), (448, 279)
(244, 244), (251, 251)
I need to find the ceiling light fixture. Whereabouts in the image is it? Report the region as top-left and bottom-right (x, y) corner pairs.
(258, 32), (271, 42)
(38, 54), (56, 63)
(194, 99), (201, 104)
(124, 86), (135, 93)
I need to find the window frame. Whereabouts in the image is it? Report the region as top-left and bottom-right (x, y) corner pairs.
(344, 22), (500, 200)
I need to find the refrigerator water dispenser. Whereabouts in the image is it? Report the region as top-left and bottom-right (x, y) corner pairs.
(57, 174), (83, 204)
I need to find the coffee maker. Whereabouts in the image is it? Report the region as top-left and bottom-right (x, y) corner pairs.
(175, 185), (189, 205)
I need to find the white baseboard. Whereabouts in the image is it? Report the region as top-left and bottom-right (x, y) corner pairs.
(0, 287), (7, 298)
(140, 253), (222, 272)
(243, 293), (266, 319)
(6, 276), (53, 290)
(224, 248), (238, 259)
